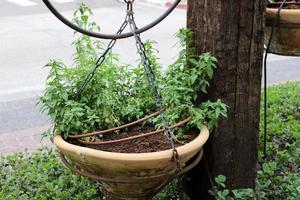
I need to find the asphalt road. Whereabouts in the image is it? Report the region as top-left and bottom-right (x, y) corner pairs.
(0, 0), (300, 134)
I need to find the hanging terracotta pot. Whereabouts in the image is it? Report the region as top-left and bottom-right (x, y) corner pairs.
(54, 123), (209, 200)
(265, 3), (300, 56)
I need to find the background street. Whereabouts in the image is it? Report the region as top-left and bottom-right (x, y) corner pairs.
(0, 0), (299, 153)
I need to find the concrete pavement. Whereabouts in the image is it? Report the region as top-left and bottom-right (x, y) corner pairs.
(0, 125), (52, 156)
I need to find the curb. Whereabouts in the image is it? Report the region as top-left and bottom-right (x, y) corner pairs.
(165, 1), (187, 10)
(120, 0), (187, 10)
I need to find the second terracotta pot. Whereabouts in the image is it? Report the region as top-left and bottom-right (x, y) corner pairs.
(265, 4), (300, 56)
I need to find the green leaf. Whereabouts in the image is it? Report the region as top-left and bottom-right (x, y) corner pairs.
(215, 175), (226, 184)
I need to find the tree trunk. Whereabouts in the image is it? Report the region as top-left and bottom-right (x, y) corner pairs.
(182, 0), (265, 199)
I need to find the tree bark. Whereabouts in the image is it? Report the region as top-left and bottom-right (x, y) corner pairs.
(182, 0), (265, 199)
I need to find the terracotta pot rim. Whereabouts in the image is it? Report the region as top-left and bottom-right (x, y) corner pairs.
(266, 6), (300, 16)
(266, 6), (300, 27)
(267, 2), (300, 10)
(54, 126), (209, 162)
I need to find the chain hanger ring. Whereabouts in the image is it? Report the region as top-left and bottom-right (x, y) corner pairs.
(124, 0), (135, 3)
(42, 0), (181, 40)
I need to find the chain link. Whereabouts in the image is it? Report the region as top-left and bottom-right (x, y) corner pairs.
(126, 3), (180, 169)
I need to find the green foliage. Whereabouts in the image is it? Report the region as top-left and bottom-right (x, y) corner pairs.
(0, 149), (184, 200)
(38, 4), (155, 139)
(0, 149), (100, 200)
(257, 81), (300, 199)
(208, 82), (300, 200)
(161, 28), (227, 132)
(209, 175), (254, 200)
(38, 3), (227, 139)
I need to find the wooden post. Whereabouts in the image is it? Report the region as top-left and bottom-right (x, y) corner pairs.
(182, 0), (265, 198)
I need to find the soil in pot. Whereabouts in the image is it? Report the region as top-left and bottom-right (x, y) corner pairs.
(69, 126), (198, 153)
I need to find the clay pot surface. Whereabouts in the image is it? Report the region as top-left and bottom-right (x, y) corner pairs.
(265, 5), (300, 56)
(54, 126), (209, 200)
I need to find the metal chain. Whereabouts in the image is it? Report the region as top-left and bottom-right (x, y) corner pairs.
(75, 16), (129, 99)
(126, 2), (180, 169)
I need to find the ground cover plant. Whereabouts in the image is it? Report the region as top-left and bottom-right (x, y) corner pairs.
(0, 149), (100, 200)
(209, 81), (300, 200)
(1, 81), (299, 199)
(256, 82), (300, 199)
(37, 3), (227, 142)
(0, 149), (184, 200)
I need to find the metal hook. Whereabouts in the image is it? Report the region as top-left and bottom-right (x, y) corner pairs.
(126, 0), (134, 14)
(124, 0), (135, 3)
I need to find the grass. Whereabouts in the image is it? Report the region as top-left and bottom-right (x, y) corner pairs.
(256, 81), (300, 199)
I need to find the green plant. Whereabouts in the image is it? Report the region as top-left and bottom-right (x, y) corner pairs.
(208, 82), (300, 200)
(38, 3), (227, 139)
(0, 149), (185, 200)
(0, 149), (100, 200)
(209, 175), (254, 200)
(257, 81), (300, 199)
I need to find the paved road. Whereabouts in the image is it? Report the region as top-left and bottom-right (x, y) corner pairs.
(0, 0), (300, 137)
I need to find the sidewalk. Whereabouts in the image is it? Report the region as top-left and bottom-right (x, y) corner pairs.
(165, 0), (187, 9)
(0, 125), (53, 156)
(143, 0), (187, 9)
